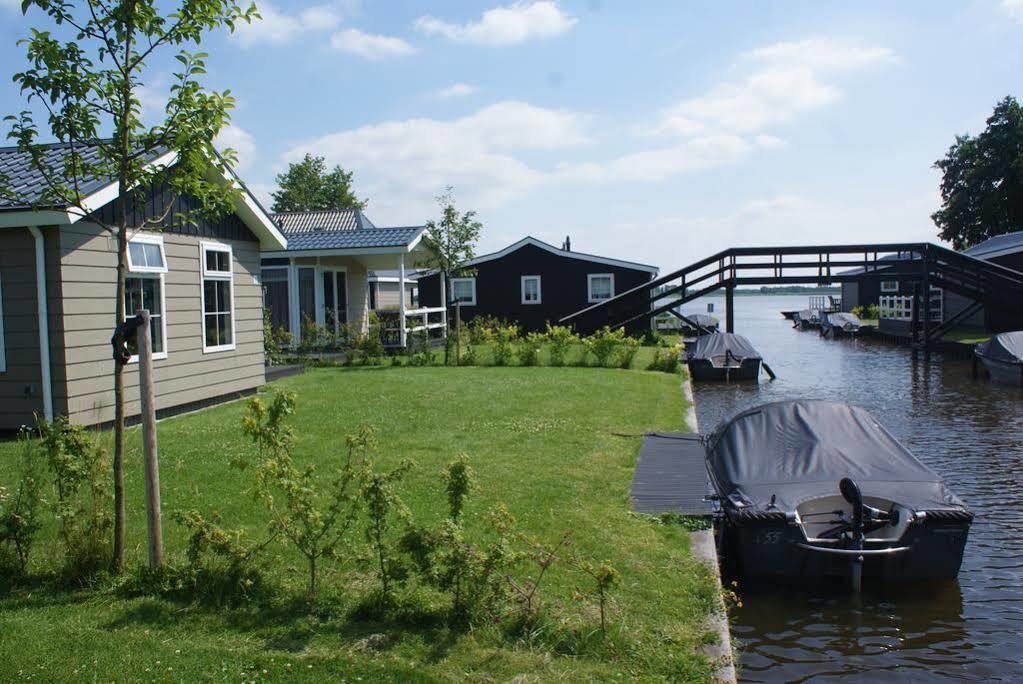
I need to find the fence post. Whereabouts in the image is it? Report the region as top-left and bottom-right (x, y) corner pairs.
(136, 309), (164, 569)
(455, 302), (461, 365)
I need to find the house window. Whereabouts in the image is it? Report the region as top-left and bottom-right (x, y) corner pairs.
(521, 275), (541, 305)
(880, 280), (899, 293)
(125, 234), (167, 360)
(588, 273), (615, 302)
(451, 277), (476, 306)
(201, 242), (235, 352)
(0, 272), (6, 373)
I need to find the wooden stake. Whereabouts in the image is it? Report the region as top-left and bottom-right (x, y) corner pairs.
(136, 309), (164, 569)
(455, 302), (461, 365)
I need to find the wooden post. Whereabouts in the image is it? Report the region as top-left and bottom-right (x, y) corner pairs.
(136, 309), (164, 569)
(725, 284), (735, 333)
(398, 253), (407, 349)
(921, 246), (931, 350)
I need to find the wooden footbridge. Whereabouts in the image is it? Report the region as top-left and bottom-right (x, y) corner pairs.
(561, 242), (1023, 348)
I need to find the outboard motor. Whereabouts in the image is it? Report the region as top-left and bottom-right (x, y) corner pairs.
(840, 477), (899, 591)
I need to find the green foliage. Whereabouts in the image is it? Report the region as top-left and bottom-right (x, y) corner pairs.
(362, 313), (386, 360)
(467, 315), (504, 345)
(262, 310), (292, 366)
(405, 329), (434, 366)
(239, 391), (371, 596)
(932, 95), (1023, 249)
(492, 324), (519, 366)
(0, 433), (43, 578)
(647, 342), (685, 374)
(544, 324), (579, 367)
(444, 454), (475, 521)
(583, 326), (628, 367)
(518, 331), (545, 367)
(361, 459), (415, 598)
(37, 418), (112, 583)
(617, 336), (641, 369)
(271, 153), (367, 213)
(568, 558), (620, 638)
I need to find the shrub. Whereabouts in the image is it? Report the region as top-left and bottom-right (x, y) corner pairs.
(492, 325), (519, 366)
(0, 433), (43, 578)
(406, 330), (435, 366)
(646, 343), (685, 374)
(362, 459), (415, 600)
(37, 418), (112, 583)
(467, 315), (503, 345)
(617, 336), (641, 369)
(518, 331), (545, 367)
(262, 310), (292, 366)
(544, 324), (578, 367)
(362, 313), (386, 360)
(583, 326), (627, 367)
(568, 558), (620, 638)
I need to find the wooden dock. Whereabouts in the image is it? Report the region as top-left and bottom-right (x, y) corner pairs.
(630, 432), (713, 516)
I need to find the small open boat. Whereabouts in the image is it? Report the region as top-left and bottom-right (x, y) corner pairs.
(975, 332), (1023, 387)
(706, 400), (972, 590)
(820, 311), (869, 338)
(792, 308), (821, 330)
(686, 333), (763, 381)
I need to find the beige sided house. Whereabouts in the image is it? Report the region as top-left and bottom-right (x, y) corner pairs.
(0, 142), (287, 431)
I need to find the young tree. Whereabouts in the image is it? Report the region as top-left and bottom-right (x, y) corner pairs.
(932, 95), (1023, 249)
(2, 0), (258, 573)
(418, 187), (483, 363)
(270, 153), (367, 213)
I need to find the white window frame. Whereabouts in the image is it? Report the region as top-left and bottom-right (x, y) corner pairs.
(880, 280), (899, 293)
(200, 241), (236, 353)
(451, 277), (477, 306)
(125, 234), (168, 363)
(587, 273), (615, 303)
(0, 272), (6, 373)
(521, 275), (542, 305)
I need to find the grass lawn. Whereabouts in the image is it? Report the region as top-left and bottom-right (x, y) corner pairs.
(0, 366), (718, 682)
(941, 327), (991, 345)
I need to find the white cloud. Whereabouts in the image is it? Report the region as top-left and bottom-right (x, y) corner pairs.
(215, 123), (257, 173)
(329, 28), (415, 59)
(415, 1), (576, 46)
(742, 38), (899, 71)
(233, 3), (341, 47)
(278, 101), (590, 219)
(1002, 0), (1023, 21)
(435, 83), (476, 98)
(561, 135), (752, 183)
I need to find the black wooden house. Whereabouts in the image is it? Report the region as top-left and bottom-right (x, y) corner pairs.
(417, 236), (658, 332)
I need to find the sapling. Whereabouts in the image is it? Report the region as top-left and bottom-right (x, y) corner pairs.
(361, 459), (415, 598)
(570, 558), (620, 637)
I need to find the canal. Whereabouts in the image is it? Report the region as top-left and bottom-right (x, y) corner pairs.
(686, 294), (1023, 681)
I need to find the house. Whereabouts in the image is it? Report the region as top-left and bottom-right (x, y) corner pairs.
(369, 270), (418, 313)
(260, 210), (444, 348)
(0, 142), (287, 432)
(417, 236), (659, 333)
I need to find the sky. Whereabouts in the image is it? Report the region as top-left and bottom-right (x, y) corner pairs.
(1, 0), (1021, 272)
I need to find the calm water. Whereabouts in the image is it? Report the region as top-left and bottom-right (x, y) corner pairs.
(686, 295), (1023, 682)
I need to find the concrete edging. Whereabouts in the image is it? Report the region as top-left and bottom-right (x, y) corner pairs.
(681, 373), (737, 684)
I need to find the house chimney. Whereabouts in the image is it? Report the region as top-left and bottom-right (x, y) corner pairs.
(563, 235), (571, 251)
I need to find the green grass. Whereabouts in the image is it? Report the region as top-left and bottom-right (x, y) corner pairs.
(0, 366), (717, 682)
(941, 327), (991, 345)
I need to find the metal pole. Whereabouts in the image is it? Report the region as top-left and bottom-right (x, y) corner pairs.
(921, 246), (931, 350)
(136, 309), (163, 569)
(398, 253), (407, 349)
(725, 284), (735, 333)
(455, 302), (461, 365)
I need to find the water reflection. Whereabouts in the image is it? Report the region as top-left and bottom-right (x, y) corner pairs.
(688, 295), (1023, 680)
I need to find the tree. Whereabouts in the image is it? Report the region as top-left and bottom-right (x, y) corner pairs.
(932, 95), (1023, 249)
(2, 0), (258, 573)
(270, 153), (367, 213)
(417, 187), (483, 364)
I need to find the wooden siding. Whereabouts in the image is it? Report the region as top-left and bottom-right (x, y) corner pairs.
(58, 222), (265, 426)
(370, 281), (414, 311)
(418, 243), (656, 332)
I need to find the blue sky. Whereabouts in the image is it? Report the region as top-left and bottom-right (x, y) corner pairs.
(1, 1), (1021, 271)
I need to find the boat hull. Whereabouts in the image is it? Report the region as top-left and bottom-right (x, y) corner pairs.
(719, 512), (971, 582)
(822, 325), (866, 338)
(977, 354), (1023, 387)
(688, 358), (761, 382)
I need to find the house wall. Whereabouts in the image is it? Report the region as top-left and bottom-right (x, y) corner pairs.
(418, 243), (656, 332)
(57, 221), (266, 426)
(370, 281), (415, 311)
(0, 226), (67, 430)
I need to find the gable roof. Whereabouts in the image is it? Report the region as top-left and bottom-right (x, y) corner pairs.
(282, 226), (424, 252)
(0, 141), (286, 249)
(463, 236), (659, 274)
(963, 231), (1023, 260)
(272, 209), (377, 233)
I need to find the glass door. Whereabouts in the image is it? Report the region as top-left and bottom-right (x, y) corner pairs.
(320, 270), (348, 338)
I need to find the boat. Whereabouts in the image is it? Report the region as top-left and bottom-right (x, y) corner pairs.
(780, 310), (799, 321)
(975, 331), (1023, 387)
(682, 313), (719, 335)
(820, 311), (869, 338)
(685, 333), (763, 381)
(705, 400), (973, 589)
(792, 308), (821, 330)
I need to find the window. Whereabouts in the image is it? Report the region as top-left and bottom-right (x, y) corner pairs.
(451, 277), (476, 306)
(588, 273), (615, 303)
(201, 242), (235, 352)
(880, 280), (898, 293)
(521, 275), (541, 304)
(125, 235), (167, 361)
(0, 272), (6, 373)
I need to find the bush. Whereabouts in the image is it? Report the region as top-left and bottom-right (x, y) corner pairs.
(0, 433), (43, 579)
(492, 325), (519, 366)
(262, 310), (292, 366)
(37, 418), (112, 583)
(647, 344), (684, 374)
(617, 336), (641, 369)
(583, 326), (627, 367)
(518, 331), (545, 367)
(544, 324), (578, 367)
(362, 459), (415, 600)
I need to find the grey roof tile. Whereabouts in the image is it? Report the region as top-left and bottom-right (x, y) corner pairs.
(284, 225), (423, 251)
(272, 209), (377, 233)
(963, 231), (1023, 258)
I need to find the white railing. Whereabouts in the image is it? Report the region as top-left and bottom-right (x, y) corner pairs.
(879, 288), (943, 322)
(378, 307), (447, 347)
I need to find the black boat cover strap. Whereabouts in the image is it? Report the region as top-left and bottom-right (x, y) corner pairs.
(976, 331), (1023, 365)
(706, 400), (967, 514)
(691, 333), (762, 361)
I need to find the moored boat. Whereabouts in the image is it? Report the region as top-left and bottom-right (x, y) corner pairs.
(792, 308), (821, 330)
(706, 400), (973, 589)
(820, 311), (869, 338)
(683, 312), (719, 335)
(686, 333), (763, 381)
(975, 332), (1023, 387)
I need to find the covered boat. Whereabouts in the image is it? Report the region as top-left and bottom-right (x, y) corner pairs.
(820, 311), (869, 338)
(706, 400), (972, 588)
(792, 308), (821, 330)
(686, 333), (762, 381)
(975, 332), (1023, 387)
(682, 312), (719, 335)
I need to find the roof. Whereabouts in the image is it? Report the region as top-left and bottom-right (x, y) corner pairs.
(458, 236), (659, 274)
(282, 225), (423, 251)
(963, 231), (1023, 260)
(272, 209), (377, 233)
(0, 141), (286, 249)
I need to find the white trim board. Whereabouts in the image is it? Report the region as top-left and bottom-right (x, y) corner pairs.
(200, 240), (237, 354)
(463, 236), (659, 274)
(520, 275), (542, 305)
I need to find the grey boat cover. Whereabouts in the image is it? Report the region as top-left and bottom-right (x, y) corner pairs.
(976, 331), (1023, 365)
(690, 333), (762, 361)
(706, 400), (967, 514)
(797, 308), (820, 321)
(686, 313), (719, 328)
(823, 312), (865, 328)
